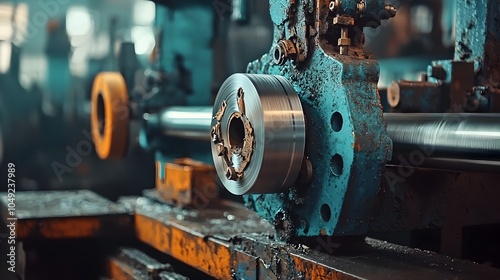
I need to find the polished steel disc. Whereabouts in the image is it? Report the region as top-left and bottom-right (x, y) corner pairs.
(211, 74), (305, 195)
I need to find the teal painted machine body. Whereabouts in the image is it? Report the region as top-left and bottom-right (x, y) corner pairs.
(144, 0), (395, 237)
(154, 3), (214, 106)
(140, 1), (215, 164)
(244, 0), (393, 237)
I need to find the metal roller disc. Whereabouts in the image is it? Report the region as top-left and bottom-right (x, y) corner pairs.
(91, 72), (129, 160)
(211, 74), (305, 195)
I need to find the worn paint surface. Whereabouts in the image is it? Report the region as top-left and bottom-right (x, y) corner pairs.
(132, 196), (272, 279)
(388, 81), (444, 113)
(0, 190), (133, 239)
(129, 196), (500, 279)
(245, 0), (392, 237)
(4, 190), (500, 279)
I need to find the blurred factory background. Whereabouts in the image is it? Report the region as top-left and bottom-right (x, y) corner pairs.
(0, 0), (158, 198)
(0, 0), (458, 196)
(0, 0), (275, 197)
(0, 0), (499, 279)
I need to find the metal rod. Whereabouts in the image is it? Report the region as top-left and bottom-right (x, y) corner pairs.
(146, 106), (213, 141)
(384, 113), (500, 172)
(147, 108), (500, 172)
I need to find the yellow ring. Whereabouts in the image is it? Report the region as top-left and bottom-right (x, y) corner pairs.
(91, 72), (129, 159)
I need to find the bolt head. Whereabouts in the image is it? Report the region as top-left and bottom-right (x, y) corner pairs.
(384, 4), (397, 18)
(329, 1), (336, 12)
(357, 2), (365, 15)
(338, 38), (351, 46)
(273, 40), (297, 65)
(273, 45), (286, 65)
(333, 15), (354, 26)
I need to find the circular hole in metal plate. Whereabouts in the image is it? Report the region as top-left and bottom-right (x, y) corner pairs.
(330, 154), (343, 176)
(330, 112), (343, 132)
(321, 203), (331, 222)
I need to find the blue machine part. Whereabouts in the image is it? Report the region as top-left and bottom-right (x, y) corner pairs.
(146, 2), (216, 164)
(454, 0), (499, 67)
(155, 3), (214, 106)
(244, 0), (393, 236)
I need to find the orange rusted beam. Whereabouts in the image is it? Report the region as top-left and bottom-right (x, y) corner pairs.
(15, 215), (132, 239)
(135, 213), (232, 279)
(18, 217), (97, 239)
(130, 195), (500, 280)
(0, 190), (133, 240)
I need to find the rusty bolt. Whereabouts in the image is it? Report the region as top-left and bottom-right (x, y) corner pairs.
(337, 26), (351, 55)
(338, 37), (351, 47)
(333, 15), (354, 26)
(357, 1), (365, 16)
(273, 40), (298, 66)
(383, 4), (397, 19)
(329, 0), (340, 12)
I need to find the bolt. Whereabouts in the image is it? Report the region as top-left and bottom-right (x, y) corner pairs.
(338, 27), (350, 55)
(328, 1), (337, 12)
(273, 40), (297, 65)
(357, 1), (365, 16)
(332, 15), (354, 54)
(384, 4), (397, 19)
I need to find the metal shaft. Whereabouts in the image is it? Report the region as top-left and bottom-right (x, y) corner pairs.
(147, 106), (213, 141)
(385, 113), (500, 172)
(147, 108), (500, 172)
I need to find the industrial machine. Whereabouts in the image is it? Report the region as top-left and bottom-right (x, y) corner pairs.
(2, 0), (500, 279)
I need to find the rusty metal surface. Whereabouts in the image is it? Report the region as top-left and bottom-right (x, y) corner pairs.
(126, 194), (272, 279)
(245, 0), (394, 238)
(106, 247), (189, 280)
(237, 234), (500, 280)
(132, 191), (273, 240)
(387, 81), (444, 113)
(155, 158), (218, 206)
(0, 190), (133, 239)
(129, 195), (500, 279)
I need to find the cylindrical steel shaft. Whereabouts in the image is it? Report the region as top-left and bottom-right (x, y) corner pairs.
(385, 113), (500, 172)
(146, 107), (500, 172)
(146, 106), (213, 141)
